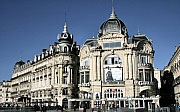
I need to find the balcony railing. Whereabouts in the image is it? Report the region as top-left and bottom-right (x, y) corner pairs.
(103, 81), (125, 85)
(79, 66), (89, 70)
(137, 81), (154, 86)
(78, 82), (91, 87)
(138, 63), (152, 68)
(173, 76), (180, 86)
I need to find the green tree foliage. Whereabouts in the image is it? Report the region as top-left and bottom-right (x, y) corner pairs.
(160, 70), (175, 107)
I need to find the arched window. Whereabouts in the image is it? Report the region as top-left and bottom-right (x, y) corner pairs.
(64, 47), (67, 53)
(104, 55), (122, 65)
(104, 55), (123, 82)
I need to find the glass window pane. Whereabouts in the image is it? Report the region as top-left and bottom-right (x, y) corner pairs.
(85, 72), (89, 83)
(139, 69), (143, 81)
(81, 75), (84, 84)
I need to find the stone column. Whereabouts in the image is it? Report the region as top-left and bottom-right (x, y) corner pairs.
(51, 65), (55, 85)
(128, 54), (132, 79)
(134, 54), (138, 80)
(126, 54), (129, 79)
(94, 56), (98, 81)
(59, 65), (62, 84)
(97, 56), (101, 81)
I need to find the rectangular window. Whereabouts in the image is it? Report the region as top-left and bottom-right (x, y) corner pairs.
(115, 42), (121, 47)
(85, 72), (89, 83)
(139, 69), (144, 81)
(85, 60), (88, 66)
(44, 90), (46, 97)
(111, 57), (114, 64)
(62, 88), (68, 95)
(81, 74), (84, 84)
(63, 66), (68, 73)
(40, 91), (42, 97)
(145, 69), (151, 81)
(63, 76), (67, 84)
(103, 42), (121, 48)
(48, 90), (51, 97)
(104, 43), (109, 48)
(114, 57), (118, 64)
(140, 55), (147, 65)
(64, 47), (67, 53)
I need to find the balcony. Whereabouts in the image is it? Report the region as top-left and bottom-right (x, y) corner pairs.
(138, 63), (152, 68)
(78, 82), (91, 87)
(79, 66), (89, 70)
(137, 81), (154, 86)
(103, 81), (125, 86)
(173, 76), (180, 86)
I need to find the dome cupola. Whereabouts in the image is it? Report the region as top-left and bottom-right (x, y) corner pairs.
(57, 22), (73, 44)
(14, 59), (25, 69)
(98, 8), (128, 37)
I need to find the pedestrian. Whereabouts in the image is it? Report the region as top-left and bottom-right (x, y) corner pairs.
(60, 105), (64, 112)
(74, 105), (76, 111)
(83, 106), (86, 112)
(42, 105), (47, 112)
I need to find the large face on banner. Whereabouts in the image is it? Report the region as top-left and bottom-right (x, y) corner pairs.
(104, 55), (123, 82)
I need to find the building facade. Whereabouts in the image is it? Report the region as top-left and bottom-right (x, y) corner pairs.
(0, 81), (12, 106)
(164, 46), (180, 105)
(0, 7), (162, 111)
(10, 22), (80, 108)
(78, 9), (159, 110)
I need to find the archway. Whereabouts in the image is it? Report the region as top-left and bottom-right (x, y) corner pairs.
(62, 98), (68, 109)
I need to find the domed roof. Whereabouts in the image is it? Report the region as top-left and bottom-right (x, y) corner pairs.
(14, 60), (25, 68)
(98, 10), (128, 37)
(57, 22), (73, 44)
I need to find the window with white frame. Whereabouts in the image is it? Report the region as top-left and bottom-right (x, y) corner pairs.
(139, 69), (152, 82)
(63, 76), (67, 84)
(63, 66), (68, 73)
(80, 71), (90, 84)
(104, 55), (122, 65)
(140, 55), (147, 65)
(104, 89), (123, 99)
(82, 58), (89, 67)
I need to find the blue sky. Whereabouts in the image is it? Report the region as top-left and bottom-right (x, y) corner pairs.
(0, 0), (180, 82)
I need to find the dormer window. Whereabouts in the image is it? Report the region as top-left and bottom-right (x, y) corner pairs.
(64, 47), (67, 53)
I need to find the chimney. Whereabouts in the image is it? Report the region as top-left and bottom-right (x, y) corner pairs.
(54, 42), (58, 46)
(42, 49), (47, 53)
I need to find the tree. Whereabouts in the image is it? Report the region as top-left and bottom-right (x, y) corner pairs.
(160, 70), (175, 107)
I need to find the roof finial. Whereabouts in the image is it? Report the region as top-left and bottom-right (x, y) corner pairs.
(112, 0), (114, 13)
(63, 12), (68, 33)
(109, 0), (117, 19)
(138, 27), (140, 34)
(20, 56), (22, 61)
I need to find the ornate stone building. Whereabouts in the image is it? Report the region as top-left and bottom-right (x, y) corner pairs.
(10, 22), (80, 108)
(0, 80), (12, 106)
(78, 9), (159, 109)
(0, 6), (161, 110)
(164, 46), (180, 105)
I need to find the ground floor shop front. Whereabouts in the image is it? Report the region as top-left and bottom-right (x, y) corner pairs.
(69, 97), (159, 111)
